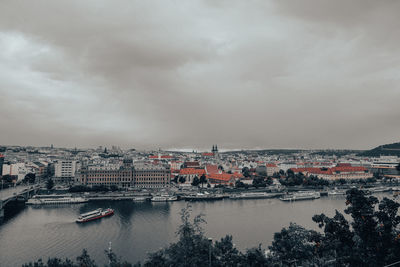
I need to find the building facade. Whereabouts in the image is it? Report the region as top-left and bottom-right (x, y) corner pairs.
(79, 160), (170, 189)
(133, 164), (170, 188)
(54, 160), (77, 183)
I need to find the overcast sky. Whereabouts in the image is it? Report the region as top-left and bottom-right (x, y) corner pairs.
(0, 0), (399, 151)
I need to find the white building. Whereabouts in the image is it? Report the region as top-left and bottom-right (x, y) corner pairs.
(54, 160), (77, 183)
(2, 163), (28, 182)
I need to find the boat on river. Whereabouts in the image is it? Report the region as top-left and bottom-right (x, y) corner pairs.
(184, 192), (224, 201)
(26, 195), (88, 205)
(368, 186), (391, 193)
(76, 208), (114, 223)
(327, 189), (346, 196)
(151, 194), (178, 202)
(132, 196), (150, 202)
(280, 191), (320, 201)
(229, 192), (283, 199)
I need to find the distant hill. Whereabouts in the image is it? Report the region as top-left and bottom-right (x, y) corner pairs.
(359, 142), (400, 157)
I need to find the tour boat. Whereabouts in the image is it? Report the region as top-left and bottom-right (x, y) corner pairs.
(76, 208), (114, 223)
(26, 195), (88, 205)
(280, 191), (320, 201)
(132, 196), (149, 202)
(327, 189), (346, 196)
(229, 192), (283, 199)
(184, 192), (224, 201)
(151, 194), (177, 202)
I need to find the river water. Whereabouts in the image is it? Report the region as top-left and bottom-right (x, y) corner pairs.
(0, 194), (391, 266)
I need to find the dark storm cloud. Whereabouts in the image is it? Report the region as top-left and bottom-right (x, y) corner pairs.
(0, 0), (399, 150)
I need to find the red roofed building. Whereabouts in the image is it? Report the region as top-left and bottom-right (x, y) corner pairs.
(184, 161), (201, 168)
(179, 168), (206, 183)
(202, 152), (214, 157)
(207, 172), (235, 186)
(266, 163), (279, 176)
(205, 164), (221, 175)
(149, 155), (173, 160)
(290, 164), (372, 180)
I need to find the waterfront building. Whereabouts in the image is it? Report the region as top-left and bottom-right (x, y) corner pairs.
(266, 163), (279, 176)
(0, 154), (4, 177)
(178, 168), (206, 184)
(1, 163), (28, 182)
(54, 160), (77, 183)
(133, 163), (170, 188)
(80, 160), (133, 188)
(291, 163), (373, 180)
(79, 160), (170, 189)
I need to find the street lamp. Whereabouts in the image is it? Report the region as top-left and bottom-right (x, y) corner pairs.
(208, 237), (213, 267)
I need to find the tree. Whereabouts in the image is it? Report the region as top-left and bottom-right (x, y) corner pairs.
(242, 167), (250, 178)
(269, 223), (320, 266)
(191, 176), (200, 186)
(199, 174), (207, 188)
(24, 173), (36, 184)
(172, 176), (178, 183)
(46, 178), (54, 190)
(178, 176), (186, 184)
(76, 249), (96, 267)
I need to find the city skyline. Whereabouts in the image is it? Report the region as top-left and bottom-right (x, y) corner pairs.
(1, 0), (400, 150)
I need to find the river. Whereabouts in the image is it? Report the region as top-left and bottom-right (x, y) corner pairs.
(0, 194), (391, 266)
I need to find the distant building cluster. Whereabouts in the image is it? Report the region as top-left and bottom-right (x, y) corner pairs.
(1, 144), (400, 189)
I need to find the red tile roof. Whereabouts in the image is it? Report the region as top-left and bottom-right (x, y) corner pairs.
(291, 165), (368, 175)
(179, 168), (206, 176)
(202, 153), (214, 156)
(207, 173), (234, 182)
(266, 163), (277, 167)
(205, 164), (219, 175)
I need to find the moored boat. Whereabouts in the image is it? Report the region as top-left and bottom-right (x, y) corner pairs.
(368, 186), (391, 193)
(132, 196), (149, 202)
(184, 192), (224, 201)
(229, 192), (283, 199)
(76, 208), (114, 223)
(151, 194), (177, 202)
(26, 195), (88, 205)
(327, 189), (346, 196)
(280, 191), (320, 201)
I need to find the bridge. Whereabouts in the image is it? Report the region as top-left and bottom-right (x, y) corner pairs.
(0, 184), (41, 222)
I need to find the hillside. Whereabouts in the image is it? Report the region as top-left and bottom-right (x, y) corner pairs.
(359, 142), (400, 157)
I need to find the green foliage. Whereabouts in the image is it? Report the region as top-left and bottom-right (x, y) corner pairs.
(191, 176), (200, 186)
(252, 177), (267, 188)
(199, 174), (207, 187)
(279, 172), (329, 187)
(268, 223), (320, 266)
(46, 178), (54, 190)
(24, 173), (36, 184)
(178, 176), (186, 183)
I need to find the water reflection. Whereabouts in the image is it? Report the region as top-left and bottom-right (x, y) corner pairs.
(0, 193), (393, 266)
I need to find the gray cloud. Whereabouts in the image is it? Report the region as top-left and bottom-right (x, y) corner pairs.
(0, 0), (399, 150)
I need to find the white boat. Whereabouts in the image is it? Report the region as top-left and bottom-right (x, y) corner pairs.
(392, 186), (400, 191)
(76, 208), (114, 223)
(132, 196), (149, 202)
(151, 194), (178, 202)
(327, 189), (346, 196)
(368, 187), (391, 193)
(166, 195), (178, 201)
(26, 195), (88, 205)
(280, 191), (320, 201)
(229, 192), (282, 199)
